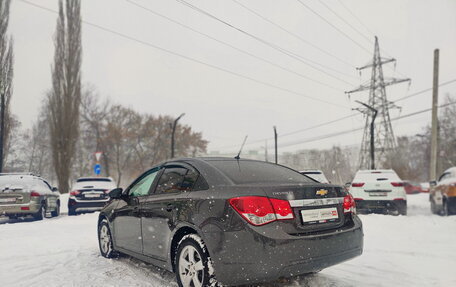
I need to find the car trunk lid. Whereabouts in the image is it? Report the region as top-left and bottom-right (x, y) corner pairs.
(260, 183), (349, 233)
(0, 187), (31, 204)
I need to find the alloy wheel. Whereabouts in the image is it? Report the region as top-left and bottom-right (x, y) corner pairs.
(178, 245), (205, 287)
(99, 225), (111, 255)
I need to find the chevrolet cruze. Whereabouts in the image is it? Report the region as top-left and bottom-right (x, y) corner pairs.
(98, 158), (363, 286)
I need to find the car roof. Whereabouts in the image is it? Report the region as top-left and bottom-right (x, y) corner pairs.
(0, 173), (46, 181)
(443, 167), (456, 175)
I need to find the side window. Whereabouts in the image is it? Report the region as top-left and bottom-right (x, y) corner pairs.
(129, 169), (160, 197)
(156, 167), (201, 194)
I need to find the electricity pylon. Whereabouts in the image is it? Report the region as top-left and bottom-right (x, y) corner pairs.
(346, 36), (410, 169)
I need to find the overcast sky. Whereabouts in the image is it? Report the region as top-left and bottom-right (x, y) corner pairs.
(8, 0), (456, 154)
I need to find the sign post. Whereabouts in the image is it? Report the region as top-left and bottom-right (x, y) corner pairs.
(94, 151), (103, 176)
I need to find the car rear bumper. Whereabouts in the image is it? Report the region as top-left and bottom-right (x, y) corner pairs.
(68, 198), (109, 213)
(204, 216), (363, 286)
(0, 203), (40, 216)
(355, 199), (406, 214)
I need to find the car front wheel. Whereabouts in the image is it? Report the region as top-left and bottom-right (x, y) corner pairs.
(98, 219), (117, 258)
(175, 235), (216, 287)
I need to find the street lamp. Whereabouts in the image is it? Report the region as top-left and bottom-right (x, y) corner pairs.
(171, 113), (185, 158)
(355, 100), (378, 169)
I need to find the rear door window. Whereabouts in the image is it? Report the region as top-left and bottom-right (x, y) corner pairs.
(154, 165), (202, 194)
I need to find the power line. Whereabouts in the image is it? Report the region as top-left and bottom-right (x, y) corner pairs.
(337, 0), (376, 37)
(394, 78), (456, 103)
(174, 0), (356, 86)
(334, 0), (408, 78)
(230, 0), (356, 69)
(18, 0), (349, 109)
(295, 0), (372, 54)
(214, 80), (456, 150)
(317, 0), (373, 45)
(125, 0), (344, 92)
(268, 101), (456, 149)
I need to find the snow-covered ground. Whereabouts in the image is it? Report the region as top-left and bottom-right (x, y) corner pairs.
(1, 193), (455, 287)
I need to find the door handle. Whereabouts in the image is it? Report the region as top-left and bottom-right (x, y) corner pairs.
(166, 204), (174, 212)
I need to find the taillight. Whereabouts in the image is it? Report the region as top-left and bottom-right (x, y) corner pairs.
(351, 182), (365, 187)
(343, 194), (356, 214)
(229, 196), (294, 226)
(21, 206), (30, 210)
(30, 191), (41, 197)
(394, 198), (405, 201)
(391, 182), (404, 187)
(70, 190), (80, 196)
(270, 198), (294, 220)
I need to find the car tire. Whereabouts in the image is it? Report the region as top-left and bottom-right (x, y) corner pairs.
(51, 202), (60, 217)
(68, 207), (76, 216)
(430, 199), (438, 214)
(98, 219), (117, 258)
(33, 204), (46, 221)
(175, 234), (217, 287)
(442, 200), (449, 216)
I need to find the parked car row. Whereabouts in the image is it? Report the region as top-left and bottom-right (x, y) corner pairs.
(2, 160), (454, 287)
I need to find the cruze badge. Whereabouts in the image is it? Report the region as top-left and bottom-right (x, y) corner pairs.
(316, 189), (328, 196)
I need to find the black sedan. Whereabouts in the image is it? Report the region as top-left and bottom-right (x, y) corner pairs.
(97, 157), (363, 286)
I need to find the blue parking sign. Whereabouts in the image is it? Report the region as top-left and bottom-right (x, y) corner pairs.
(94, 164), (101, 175)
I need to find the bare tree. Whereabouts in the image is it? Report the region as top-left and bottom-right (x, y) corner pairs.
(48, 0), (82, 193)
(0, 0), (14, 171)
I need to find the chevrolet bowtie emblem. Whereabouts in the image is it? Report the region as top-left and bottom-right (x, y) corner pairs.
(316, 189), (328, 196)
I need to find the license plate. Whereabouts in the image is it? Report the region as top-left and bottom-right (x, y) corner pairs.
(84, 194), (101, 198)
(369, 192), (387, 196)
(301, 207), (339, 223)
(0, 198), (16, 203)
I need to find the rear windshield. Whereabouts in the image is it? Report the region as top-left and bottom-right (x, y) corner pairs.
(354, 171), (401, 182)
(0, 176), (40, 189)
(73, 178), (116, 190)
(209, 160), (315, 184)
(76, 178), (112, 182)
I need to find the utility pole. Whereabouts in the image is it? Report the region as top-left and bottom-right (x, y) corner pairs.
(171, 113), (185, 158)
(273, 126), (278, 164)
(355, 101), (378, 169)
(264, 140), (268, 162)
(0, 84), (4, 173)
(346, 36), (410, 169)
(430, 49), (439, 180)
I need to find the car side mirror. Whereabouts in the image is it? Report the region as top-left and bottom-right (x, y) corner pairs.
(52, 187), (58, 192)
(109, 187), (123, 199)
(429, 180), (437, 187)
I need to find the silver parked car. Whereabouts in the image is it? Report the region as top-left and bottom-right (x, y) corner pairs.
(0, 173), (60, 220)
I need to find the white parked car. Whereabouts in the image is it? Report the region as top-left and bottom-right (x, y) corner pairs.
(349, 169), (407, 215)
(68, 177), (116, 215)
(299, 169), (329, 183)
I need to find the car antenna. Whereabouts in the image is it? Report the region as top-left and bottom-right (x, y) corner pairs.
(234, 135), (248, 160)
